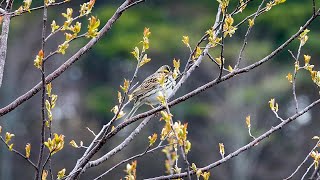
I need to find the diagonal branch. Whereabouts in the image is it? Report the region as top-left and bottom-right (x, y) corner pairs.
(102, 8), (320, 150)
(146, 98), (320, 180)
(93, 143), (173, 180)
(65, 5), (223, 179)
(234, 0), (266, 69)
(0, 0), (146, 117)
(85, 116), (152, 170)
(0, 136), (38, 170)
(0, 1), (69, 17)
(284, 139), (320, 180)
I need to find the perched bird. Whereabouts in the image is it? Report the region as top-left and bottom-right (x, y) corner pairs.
(126, 65), (176, 119)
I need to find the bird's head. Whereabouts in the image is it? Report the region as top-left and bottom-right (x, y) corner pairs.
(156, 65), (172, 75)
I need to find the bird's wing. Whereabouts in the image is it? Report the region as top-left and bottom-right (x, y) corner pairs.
(132, 75), (159, 98)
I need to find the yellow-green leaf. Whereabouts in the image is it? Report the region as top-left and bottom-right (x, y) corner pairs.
(57, 168), (66, 179)
(5, 132), (15, 144)
(131, 47), (140, 60)
(25, 143), (31, 158)
(182, 36), (190, 47)
(148, 133), (157, 146)
(286, 73), (293, 83)
(69, 140), (79, 148)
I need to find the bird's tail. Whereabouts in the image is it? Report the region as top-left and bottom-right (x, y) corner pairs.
(125, 103), (142, 120)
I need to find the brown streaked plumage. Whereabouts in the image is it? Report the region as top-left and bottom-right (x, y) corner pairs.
(126, 65), (176, 119)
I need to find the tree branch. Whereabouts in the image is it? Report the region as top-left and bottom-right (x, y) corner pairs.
(284, 139), (320, 180)
(146, 98), (320, 180)
(34, 1), (48, 179)
(85, 117), (152, 170)
(0, 1), (69, 17)
(0, 0), (146, 117)
(0, 136), (38, 170)
(98, 8), (320, 161)
(93, 143), (173, 180)
(234, 0), (265, 69)
(0, 0), (14, 88)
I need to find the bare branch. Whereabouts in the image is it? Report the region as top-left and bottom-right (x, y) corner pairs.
(94, 143), (173, 180)
(0, 0), (14, 88)
(310, 165), (320, 180)
(84, 117), (152, 171)
(0, 136), (38, 170)
(86, 127), (97, 137)
(313, 0), (316, 15)
(0, 0), (146, 117)
(234, 0), (266, 69)
(35, 2), (48, 179)
(284, 139), (320, 180)
(105, 9), (320, 145)
(301, 162), (315, 180)
(146, 98), (320, 180)
(0, 1), (69, 17)
(235, 7), (267, 28)
(217, 5), (226, 80)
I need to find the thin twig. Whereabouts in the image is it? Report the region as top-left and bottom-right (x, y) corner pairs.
(218, 11), (226, 80)
(35, 2), (48, 180)
(0, 136), (38, 170)
(235, 7), (267, 28)
(43, 34), (87, 63)
(310, 165), (320, 180)
(292, 43), (303, 113)
(302, 162), (315, 180)
(105, 9), (320, 145)
(83, 117), (152, 171)
(207, 53), (230, 72)
(0, 0), (146, 117)
(94, 143), (174, 180)
(0, 1), (69, 17)
(42, 153), (52, 172)
(86, 127), (97, 137)
(313, 0), (316, 16)
(284, 139), (320, 180)
(235, 0), (265, 69)
(44, 14), (83, 42)
(146, 98), (320, 180)
(272, 110), (285, 122)
(163, 98), (191, 180)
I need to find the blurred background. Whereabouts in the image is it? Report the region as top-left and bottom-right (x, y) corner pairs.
(0, 0), (320, 179)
